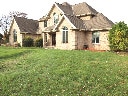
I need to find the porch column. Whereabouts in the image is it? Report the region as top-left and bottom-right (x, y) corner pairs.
(43, 33), (46, 48)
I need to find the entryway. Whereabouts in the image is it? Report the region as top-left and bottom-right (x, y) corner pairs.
(52, 34), (56, 46)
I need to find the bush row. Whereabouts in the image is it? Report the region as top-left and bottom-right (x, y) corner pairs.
(22, 37), (43, 47)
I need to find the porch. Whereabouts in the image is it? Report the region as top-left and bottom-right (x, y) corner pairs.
(43, 32), (56, 48)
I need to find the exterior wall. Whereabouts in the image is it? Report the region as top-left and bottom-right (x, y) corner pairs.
(9, 19), (22, 46)
(76, 31), (110, 50)
(56, 18), (76, 50)
(9, 19), (41, 46)
(80, 16), (92, 20)
(90, 31), (109, 50)
(48, 6), (63, 26)
(40, 4), (110, 50)
(76, 31), (87, 50)
(39, 21), (43, 34)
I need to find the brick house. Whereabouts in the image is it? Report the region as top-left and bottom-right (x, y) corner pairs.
(39, 2), (114, 50)
(9, 2), (114, 50)
(9, 16), (41, 46)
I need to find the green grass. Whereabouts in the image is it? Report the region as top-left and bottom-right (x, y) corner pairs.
(0, 47), (128, 96)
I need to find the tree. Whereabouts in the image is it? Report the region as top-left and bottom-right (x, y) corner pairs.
(109, 21), (128, 51)
(0, 33), (3, 44)
(0, 11), (27, 43)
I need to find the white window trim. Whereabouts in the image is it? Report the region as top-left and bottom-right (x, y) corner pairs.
(92, 32), (100, 44)
(53, 13), (59, 25)
(62, 27), (68, 43)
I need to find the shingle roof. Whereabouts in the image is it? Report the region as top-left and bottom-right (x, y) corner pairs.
(72, 2), (98, 16)
(65, 14), (85, 29)
(55, 2), (73, 15)
(44, 25), (55, 32)
(43, 2), (114, 31)
(56, 2), (98, 16)
(84, 13), (114, 30)
(55, 2), (113, 30)
(14, 16), (39, 34)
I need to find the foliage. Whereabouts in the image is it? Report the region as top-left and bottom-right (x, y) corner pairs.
(0, 33), (3, 45)
(0, 11), (27, 43)
(109, 21), (128, 51)
(0, 47), (128, 96)
(35, 38), (43, 47)
(0, 33), (3, 40)
(22, 37), (34, 47)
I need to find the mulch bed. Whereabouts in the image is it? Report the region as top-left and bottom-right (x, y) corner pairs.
(116, 52), (128, 56)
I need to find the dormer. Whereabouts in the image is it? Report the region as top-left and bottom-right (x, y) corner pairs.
(77, 14), (95, 20)
(72, 2), (97, 20)
(38, 16), (49, 32)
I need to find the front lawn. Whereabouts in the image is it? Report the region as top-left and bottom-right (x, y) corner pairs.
(0, 47), (128, 95)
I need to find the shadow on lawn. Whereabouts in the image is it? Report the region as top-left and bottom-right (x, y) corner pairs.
(0, 50), (30, 60)
(0, 50), (31, 72)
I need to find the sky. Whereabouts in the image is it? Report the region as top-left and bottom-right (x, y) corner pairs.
(0, 0), (128, 34)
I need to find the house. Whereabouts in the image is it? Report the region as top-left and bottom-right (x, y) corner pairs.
(9, 16), (41, 46)
(39, 2), (114, 50)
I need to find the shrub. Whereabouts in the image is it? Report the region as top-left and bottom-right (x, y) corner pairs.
(22, 37), (34, 47)
(35, 38), (43, 47)
(109, 21), (128, 52)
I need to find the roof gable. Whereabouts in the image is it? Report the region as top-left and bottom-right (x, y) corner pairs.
(55, 2), (98, 16)
(55, 2), (73, 15)
(41, 2), (114, 31)
(53, 14), (86, 31)
(14, 16), (39, 34)
(84, 13), (114, 30)
(64, 14), (85, 29)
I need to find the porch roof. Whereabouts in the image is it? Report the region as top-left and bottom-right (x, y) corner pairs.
(43, 25), (56, 33)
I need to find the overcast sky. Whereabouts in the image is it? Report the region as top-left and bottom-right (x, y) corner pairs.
(0, 0), (128, 34)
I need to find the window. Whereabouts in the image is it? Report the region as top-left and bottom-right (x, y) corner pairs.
(62, 26), (68, 43)
(44, 20), (47, 27)
(13, 29), (17, 42)
(53, 13), (59, 25)
(92, 32), (100, 44)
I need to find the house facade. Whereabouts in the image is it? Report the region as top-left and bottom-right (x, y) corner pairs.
(9, 2), (113, 50)
(9, 16), (41, 46)
(39, 2), (114, 50)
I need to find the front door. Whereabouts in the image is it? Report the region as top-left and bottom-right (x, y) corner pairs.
(52, 34), (56, 46)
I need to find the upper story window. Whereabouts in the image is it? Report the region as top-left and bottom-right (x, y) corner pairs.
(44, 20), (47, 27)
(53, 13), (59, 25)
(62, 26), (68, 43)
(92, 32), (100, 44)
(13, 29), (17, 42)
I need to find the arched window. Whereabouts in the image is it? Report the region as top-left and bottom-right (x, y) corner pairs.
(53, 13), (59, 25)
(62, 26), (68, 43)
(13, 29), (17, 42)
